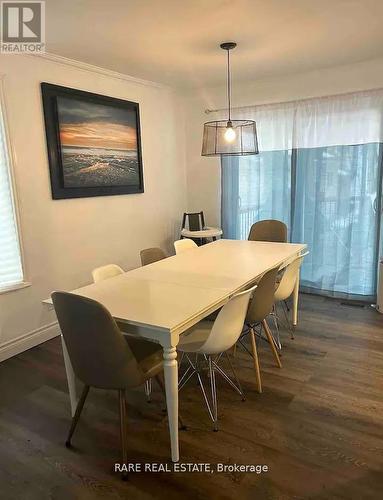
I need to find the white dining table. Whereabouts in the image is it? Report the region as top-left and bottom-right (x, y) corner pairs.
(44, 239), (306, 462)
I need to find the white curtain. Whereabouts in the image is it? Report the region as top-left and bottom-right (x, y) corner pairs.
(220, 89), (383, 298)
(219, 88), (383, 151)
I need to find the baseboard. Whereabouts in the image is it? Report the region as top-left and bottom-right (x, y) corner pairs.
(0, 322), (60, 362)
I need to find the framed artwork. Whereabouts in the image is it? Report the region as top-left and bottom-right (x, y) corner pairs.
(41, 83), (144, 199)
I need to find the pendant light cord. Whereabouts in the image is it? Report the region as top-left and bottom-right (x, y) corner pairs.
(227, 49), (231, 122)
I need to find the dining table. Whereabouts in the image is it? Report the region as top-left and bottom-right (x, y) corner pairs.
(43, 238), (307, 462)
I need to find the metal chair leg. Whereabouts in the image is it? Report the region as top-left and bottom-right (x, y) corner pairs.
(271, 308), (282, 350)
(281, 300), (295, 339)
(211, 352), (246, 401)
(184, 354), (216, 426)
(118, 389), (128, 481)
(144, 378), (152, 402)
(284, 299), (290, 312)
(65, 385), (89, 448)
(178, 364), (195, 390)
(178, 351), (185, 370)
(262, 319), (282, 368)
(208, 356), (218, 431)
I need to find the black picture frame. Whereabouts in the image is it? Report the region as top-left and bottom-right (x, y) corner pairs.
(41, 83), (144, 199)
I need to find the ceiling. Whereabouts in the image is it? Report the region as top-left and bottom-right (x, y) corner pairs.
(45, 0), (383, 88)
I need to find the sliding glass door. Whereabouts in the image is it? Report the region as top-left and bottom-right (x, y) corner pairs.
(222, 151), (292, 240)
(222, 143), (383, 298)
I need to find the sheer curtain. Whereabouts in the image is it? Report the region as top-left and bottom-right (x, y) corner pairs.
(222, 151), (291, 239)
(221, 89), (383, 298)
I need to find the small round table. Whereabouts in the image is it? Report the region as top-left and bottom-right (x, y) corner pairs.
(181, 227), (223, 244)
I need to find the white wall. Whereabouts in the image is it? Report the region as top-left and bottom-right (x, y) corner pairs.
(183, 57), (383, 227)
(0, 54), (187, 360)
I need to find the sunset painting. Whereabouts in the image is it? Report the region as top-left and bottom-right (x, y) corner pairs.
(56, 96), (140, 188)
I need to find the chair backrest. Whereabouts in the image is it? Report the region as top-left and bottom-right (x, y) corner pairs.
(174, 238), (198, 254)
(248, 219), (287, 243)
(275, 251), (309, 302)
(52, 292), (144, 389)
(140, 247), (167, 266)
(92, 264), (124, 283)
(246, 265), (280, 324)
(198, 285), (257, 355)
(181, 212), (205, 231)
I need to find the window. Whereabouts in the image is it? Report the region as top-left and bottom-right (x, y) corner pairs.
(221, 90), (383, 299)
(0, 92), (24, 291)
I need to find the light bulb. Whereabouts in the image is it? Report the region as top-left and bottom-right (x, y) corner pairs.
(224, 126), (236, 143)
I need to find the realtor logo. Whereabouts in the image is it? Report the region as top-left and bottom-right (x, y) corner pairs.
(1, 1), (45, 53)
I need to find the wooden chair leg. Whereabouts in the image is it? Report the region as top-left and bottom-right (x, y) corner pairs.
(65, 385), (89, 448)
(249, 328), (262, 393)
(118, 389), (128, 480)
(262, 319), (282, 368)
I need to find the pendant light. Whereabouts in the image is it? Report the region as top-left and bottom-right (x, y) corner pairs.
(201, 42), (259, 156)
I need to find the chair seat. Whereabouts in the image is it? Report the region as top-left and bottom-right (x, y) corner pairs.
(274, 287), (292, 303)
(125, 336), (163, 379)
(274, 273), (295, 302)
(181, 227), (222, 239)
(177, 321), (212, 353)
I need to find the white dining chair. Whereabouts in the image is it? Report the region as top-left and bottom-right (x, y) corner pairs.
(178, 284), (257, 431)
(91, 262), (153, 402)
(92, 264), (124, 283)
(273, 251), (309, 344)
(174, 238), (198, 254)
(236, 265), (282, 394)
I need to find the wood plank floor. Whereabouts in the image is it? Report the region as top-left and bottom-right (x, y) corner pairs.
(1, 294), (383, 499)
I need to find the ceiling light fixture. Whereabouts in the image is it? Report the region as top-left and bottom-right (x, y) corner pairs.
(201, 42), (259, 156)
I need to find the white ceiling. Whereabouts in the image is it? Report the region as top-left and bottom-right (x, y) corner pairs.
(45, 0), (383, 88)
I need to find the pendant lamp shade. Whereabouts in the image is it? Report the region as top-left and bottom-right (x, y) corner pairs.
(201, 42), (259, 157)
(202, 119), (258, 156)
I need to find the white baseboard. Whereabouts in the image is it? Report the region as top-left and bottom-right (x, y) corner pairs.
(0, 322), (60, 362)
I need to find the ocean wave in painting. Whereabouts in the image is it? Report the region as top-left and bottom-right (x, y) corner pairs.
(61, 146), (139, 187)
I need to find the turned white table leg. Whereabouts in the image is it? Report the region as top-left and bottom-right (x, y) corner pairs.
(292, 268), (300, 327)
(162, 346), (179, 462)
(61, 335), (77, 417)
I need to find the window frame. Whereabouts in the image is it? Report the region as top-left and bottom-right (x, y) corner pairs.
(0, 74), (30, 294)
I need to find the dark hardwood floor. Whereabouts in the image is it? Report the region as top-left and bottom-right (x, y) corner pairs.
(1, 294), (383, 499)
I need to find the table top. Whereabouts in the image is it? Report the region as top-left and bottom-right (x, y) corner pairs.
(45, 239), (306, 335)
(181, 227), (223, 238)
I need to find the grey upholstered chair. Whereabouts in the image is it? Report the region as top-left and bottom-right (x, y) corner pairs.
(237, 266), (282, 394)
(91, 263), (154, 402)
(52, 291), (172, 479)
(140, 247), (167, 266)
(139, 248), (167, 400)
(248, 219), (287, 243)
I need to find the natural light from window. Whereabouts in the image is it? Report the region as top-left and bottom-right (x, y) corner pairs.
(0, 100), (23, 290)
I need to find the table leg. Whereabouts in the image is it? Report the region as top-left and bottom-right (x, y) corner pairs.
(61, 335), (77, 417)
(292, 268), (300, 327)
(162, 346), (179, 462)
